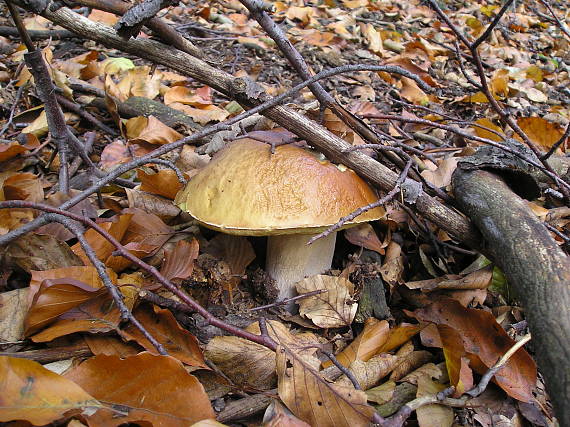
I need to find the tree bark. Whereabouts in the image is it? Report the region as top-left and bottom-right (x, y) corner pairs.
(453, 169), (570, 425)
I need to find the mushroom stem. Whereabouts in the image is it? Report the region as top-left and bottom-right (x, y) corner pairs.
(266, 232), (337, 308)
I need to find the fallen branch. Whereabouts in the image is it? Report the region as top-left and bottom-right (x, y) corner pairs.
(9, 0), (480, 248)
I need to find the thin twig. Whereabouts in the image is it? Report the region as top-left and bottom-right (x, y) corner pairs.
(0, 200), (280, 351)
(308, 160), (413, 245)
(0, 63), (434, 248)
(249, 289), (328, 312)
(541, 123), (570, 161)
(41, 213), (167, 355)
(466, 333), (532, 397)
(321, 350), (361, 390)
(537, 0), (570, 39)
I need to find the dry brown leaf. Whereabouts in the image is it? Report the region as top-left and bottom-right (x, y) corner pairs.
(322, 318), (390, 368)
(99, 140), (131, 170)
(516, 117), (566, 151)
(264, 400), (312, 427)
(170, 103), (230, 125)
(472, 118), (505, 142)
(365, 380), (396, 405)
(64, 353), (214, 426)
(30, 291), (121, 343)
(379, 241), (404, 285)
(205, 320), (320, 390)
(24, 278), (107, 336)
(416, 375), (454, 427)
(390, 350), (432, 381)
(205, 234), (255, 278)
(400, 362), (443, 385)
(2, 232), (82, 272)
(3, 172), (44, 202)
(405, 265), (493, 291)
(36, 191), (98, 241)
(400, 77), (429, 105)
(410, 298), (537, 401)
(344, 223), (385, 254)
(160, 239), (200, 281)
(420, 157), (458, 188)
(119, 304), (207, 368)
(137, 168), (186, 200)
(164, 86), (211, 107)
(84, 334), (141, 357)
(0, 288), (28, 342)
(0, 356), (100, 425)
(296, 275), (357, 328)
(276, 345), (376, 427)
(323, 320), (421, 369)
(364, 23), (384, 56)
(334, 353), (399, 390)
(125, 188), (183, 219)
(126, 115), (183, 145)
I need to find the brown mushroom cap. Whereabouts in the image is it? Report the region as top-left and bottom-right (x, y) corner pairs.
(175, 138), (385, 235)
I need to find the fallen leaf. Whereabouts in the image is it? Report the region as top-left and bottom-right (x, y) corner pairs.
(420, 157), (458, 188)
(0, 288), (28, 342)
(160, 239), (200, 281)
(126, 115), (183, 145)
(64, 353), (215, 425)
(516, 117), (566, 151)
(405, 265), (493, 291)
(277, 345), (376, 427)
(0, 356), (100, 425)
(416, 375), (454, 427)
(409, 298), (537, 401)
(205, 320), (320, 390)
(334, 353), (399, 390)
(24, 278), (108, 336)
(119, 304), (207, 368)
(296, 275), (358, 328)
(137, 168), (186, 200)
(379, 241), (404, 286)
(344, 224), (385, 254)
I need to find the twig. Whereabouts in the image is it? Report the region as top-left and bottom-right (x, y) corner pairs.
(546, 223), (570, 243)
(537, 0), (570, 40)
(425, 0), (570, 203)
(365, 114), (570, 193)
(0, 63), (435, 248)
(321, 350), (361, 390)
(308, 160), (413, 245)
(249, 289), (328, 312)
(541, 123), (570, 161)
(68, 131), (95, 179)
(144, 159), (187, 184)
(0, 200), (280, 351)
(466, 333), (532, 397)
(239, 0), (334, 109)
(472, 0), (516, 49)
(0, 82), (27, 138)
(41, 212), (167, 355)
(0, 25), (76, 40)
(138, 289), (195, 314)
(55, 94), (118, 136)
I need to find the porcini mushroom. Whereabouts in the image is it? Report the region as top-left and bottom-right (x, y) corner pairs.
(175, 138), (384, 309)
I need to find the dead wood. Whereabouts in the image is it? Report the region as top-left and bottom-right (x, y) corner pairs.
(11, 0), (480, 248)
(453, 168), (570, 425)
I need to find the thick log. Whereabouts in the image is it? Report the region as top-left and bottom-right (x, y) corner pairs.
(453, 169), (570, 425)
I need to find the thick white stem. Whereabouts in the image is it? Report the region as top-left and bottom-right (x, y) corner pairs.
(266, 232), (337, 307)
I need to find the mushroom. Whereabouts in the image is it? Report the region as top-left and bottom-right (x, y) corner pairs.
(175, 138), (384, 309)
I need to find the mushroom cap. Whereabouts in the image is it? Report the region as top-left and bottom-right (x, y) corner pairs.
(175, 138), (385, 235)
